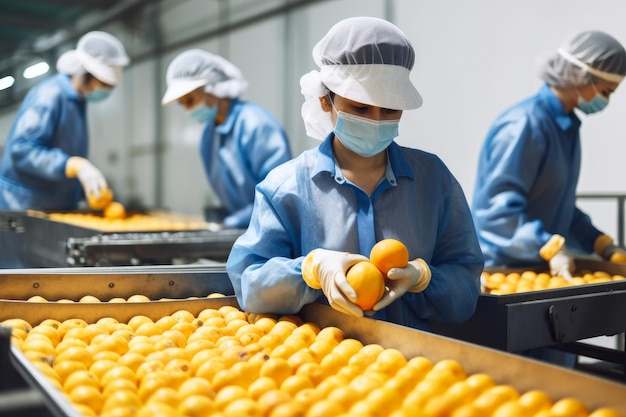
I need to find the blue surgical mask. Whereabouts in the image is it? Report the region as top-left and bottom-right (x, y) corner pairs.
(333, 111), (399, 157)
(84, 87), (112, 102)
(188, 103), (218, 123)
(577, 85), (608, 114)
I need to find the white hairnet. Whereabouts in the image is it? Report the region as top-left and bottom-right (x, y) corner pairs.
(300, 16), (422, 140)
(56, 31), (129, 86)
(161, 49), (248, 105)
(539, 30), (626, 88)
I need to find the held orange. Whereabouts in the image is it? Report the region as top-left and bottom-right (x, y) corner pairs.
(370, 239), (409, 276)
(88, 188), (114, 210)
(345, 261), (385, 310)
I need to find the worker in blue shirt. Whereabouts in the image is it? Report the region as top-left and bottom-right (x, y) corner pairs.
(0, 31), (129, 211)
(162, 49), (292, 229)
(473, 30), (626, 280)
(472, 30), (626, 367)
(226, 17), (484, 331)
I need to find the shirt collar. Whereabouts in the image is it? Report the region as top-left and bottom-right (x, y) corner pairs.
(539, 83), (580, 131)
(58, 73), (80, 100)
(215, 98), (240, 134)
(313, 134), (415, 184)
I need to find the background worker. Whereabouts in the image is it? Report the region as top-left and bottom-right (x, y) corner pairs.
(227, 17), (483, 330)
(161, 49), (292, 229)
(472, 30), (626, 367)
(0, 31), (129, 211)
(472, 30), (626, 282)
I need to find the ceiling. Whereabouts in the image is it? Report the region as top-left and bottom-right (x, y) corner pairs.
(0, 0), (138, 74)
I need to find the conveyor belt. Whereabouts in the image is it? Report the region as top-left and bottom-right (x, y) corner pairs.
(0, 210), (243, 267)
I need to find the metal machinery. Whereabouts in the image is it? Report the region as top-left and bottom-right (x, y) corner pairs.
(0, 266), (625, 415)
(0, 210), (244, 268)
(430, 258), (626, 381)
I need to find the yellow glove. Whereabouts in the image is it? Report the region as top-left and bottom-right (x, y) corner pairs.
(373, 258), (431, 311)
(594, 234), (626, 262)
(301, 248), (368, 317)
(539, 234), (573, 281)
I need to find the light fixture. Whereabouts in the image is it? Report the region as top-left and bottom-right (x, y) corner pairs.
(23, 61), (50, 79)
(0, 76), (15, 90)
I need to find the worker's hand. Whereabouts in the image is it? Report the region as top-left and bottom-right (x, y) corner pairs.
(302, 248), (368, 317)
(594, 234), (626, 262)
(540, 234), (574, 281)
(373, 258), (431, 311)
(548, 250), (574, 281)
(66, 156), (108, 199)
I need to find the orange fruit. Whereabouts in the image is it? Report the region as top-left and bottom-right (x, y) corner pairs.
(248, 376), (278, 400)
(102, 390), (142, 412)
(88, 188), (114, 210)
(370, 238), (409, 276)
(550, 398), (589, 417)
(345, 261), (385, 310)
(127, 294), (151, 303)
(257, 389), (292, 415)
(104, 202), (126, 219)
(68, 385), (103, 414)
(518, 390), (552, 414)
(213, 385), (248, 410)
(177, 395), (217, 417)
(79, 295), (101, 303)
(54, 360), (88, 383)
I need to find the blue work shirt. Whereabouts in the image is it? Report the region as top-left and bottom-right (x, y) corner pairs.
(0, 74), (87, 210)
(226, 135), (484, 331)
(472, 83), (602, 267)
(200, 99), (292, 228)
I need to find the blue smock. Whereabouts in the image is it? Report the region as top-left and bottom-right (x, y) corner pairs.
(0, 74), (87, 210)
(472, 83), (602, 267)
(226, 135), (484, 331)
(200, 99), (292, 228)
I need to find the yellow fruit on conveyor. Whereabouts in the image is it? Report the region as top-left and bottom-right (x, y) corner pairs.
(3, 308), (624, 417)
(46, 211), (209, 232)
(610, 252), (626, 263)
(482, 269), (625, 295)
(103, 201), (126, 219)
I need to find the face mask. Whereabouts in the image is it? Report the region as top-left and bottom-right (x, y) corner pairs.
(188, 103), (218, 123)
(84, 87), (112, 102)
(577, 85), (608, 114)
(333, 110), (399, 157)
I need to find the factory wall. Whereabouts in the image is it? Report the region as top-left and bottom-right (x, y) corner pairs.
(1, 0), (625, 241)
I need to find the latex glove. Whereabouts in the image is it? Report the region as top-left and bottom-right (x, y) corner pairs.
(373, 258), (431, 311)
(539, 234), (573, 281)
(548, 250), (574, 281)
(66, 156), (108, 199)
(302, 248), (368, 317)
(594, 234), (626, 262)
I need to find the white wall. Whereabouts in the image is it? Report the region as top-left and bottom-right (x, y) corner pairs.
(2, 0), (626, 238)
(395, 0), (626, 239)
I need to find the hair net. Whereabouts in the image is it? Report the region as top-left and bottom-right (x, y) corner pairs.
(539, 30), (626, 88)
(56, 31), (129, 86)
(161, 49), (248, 105)
(300, 16), (422, 140)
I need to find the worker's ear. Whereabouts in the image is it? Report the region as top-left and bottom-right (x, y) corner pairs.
(319, 95), (332, 113)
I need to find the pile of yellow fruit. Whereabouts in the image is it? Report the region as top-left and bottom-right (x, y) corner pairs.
(3, 307), (622, 417)
(482, 270), (625, 295)
(46, 212), (209, 232)
(19, 293), (226, 303)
